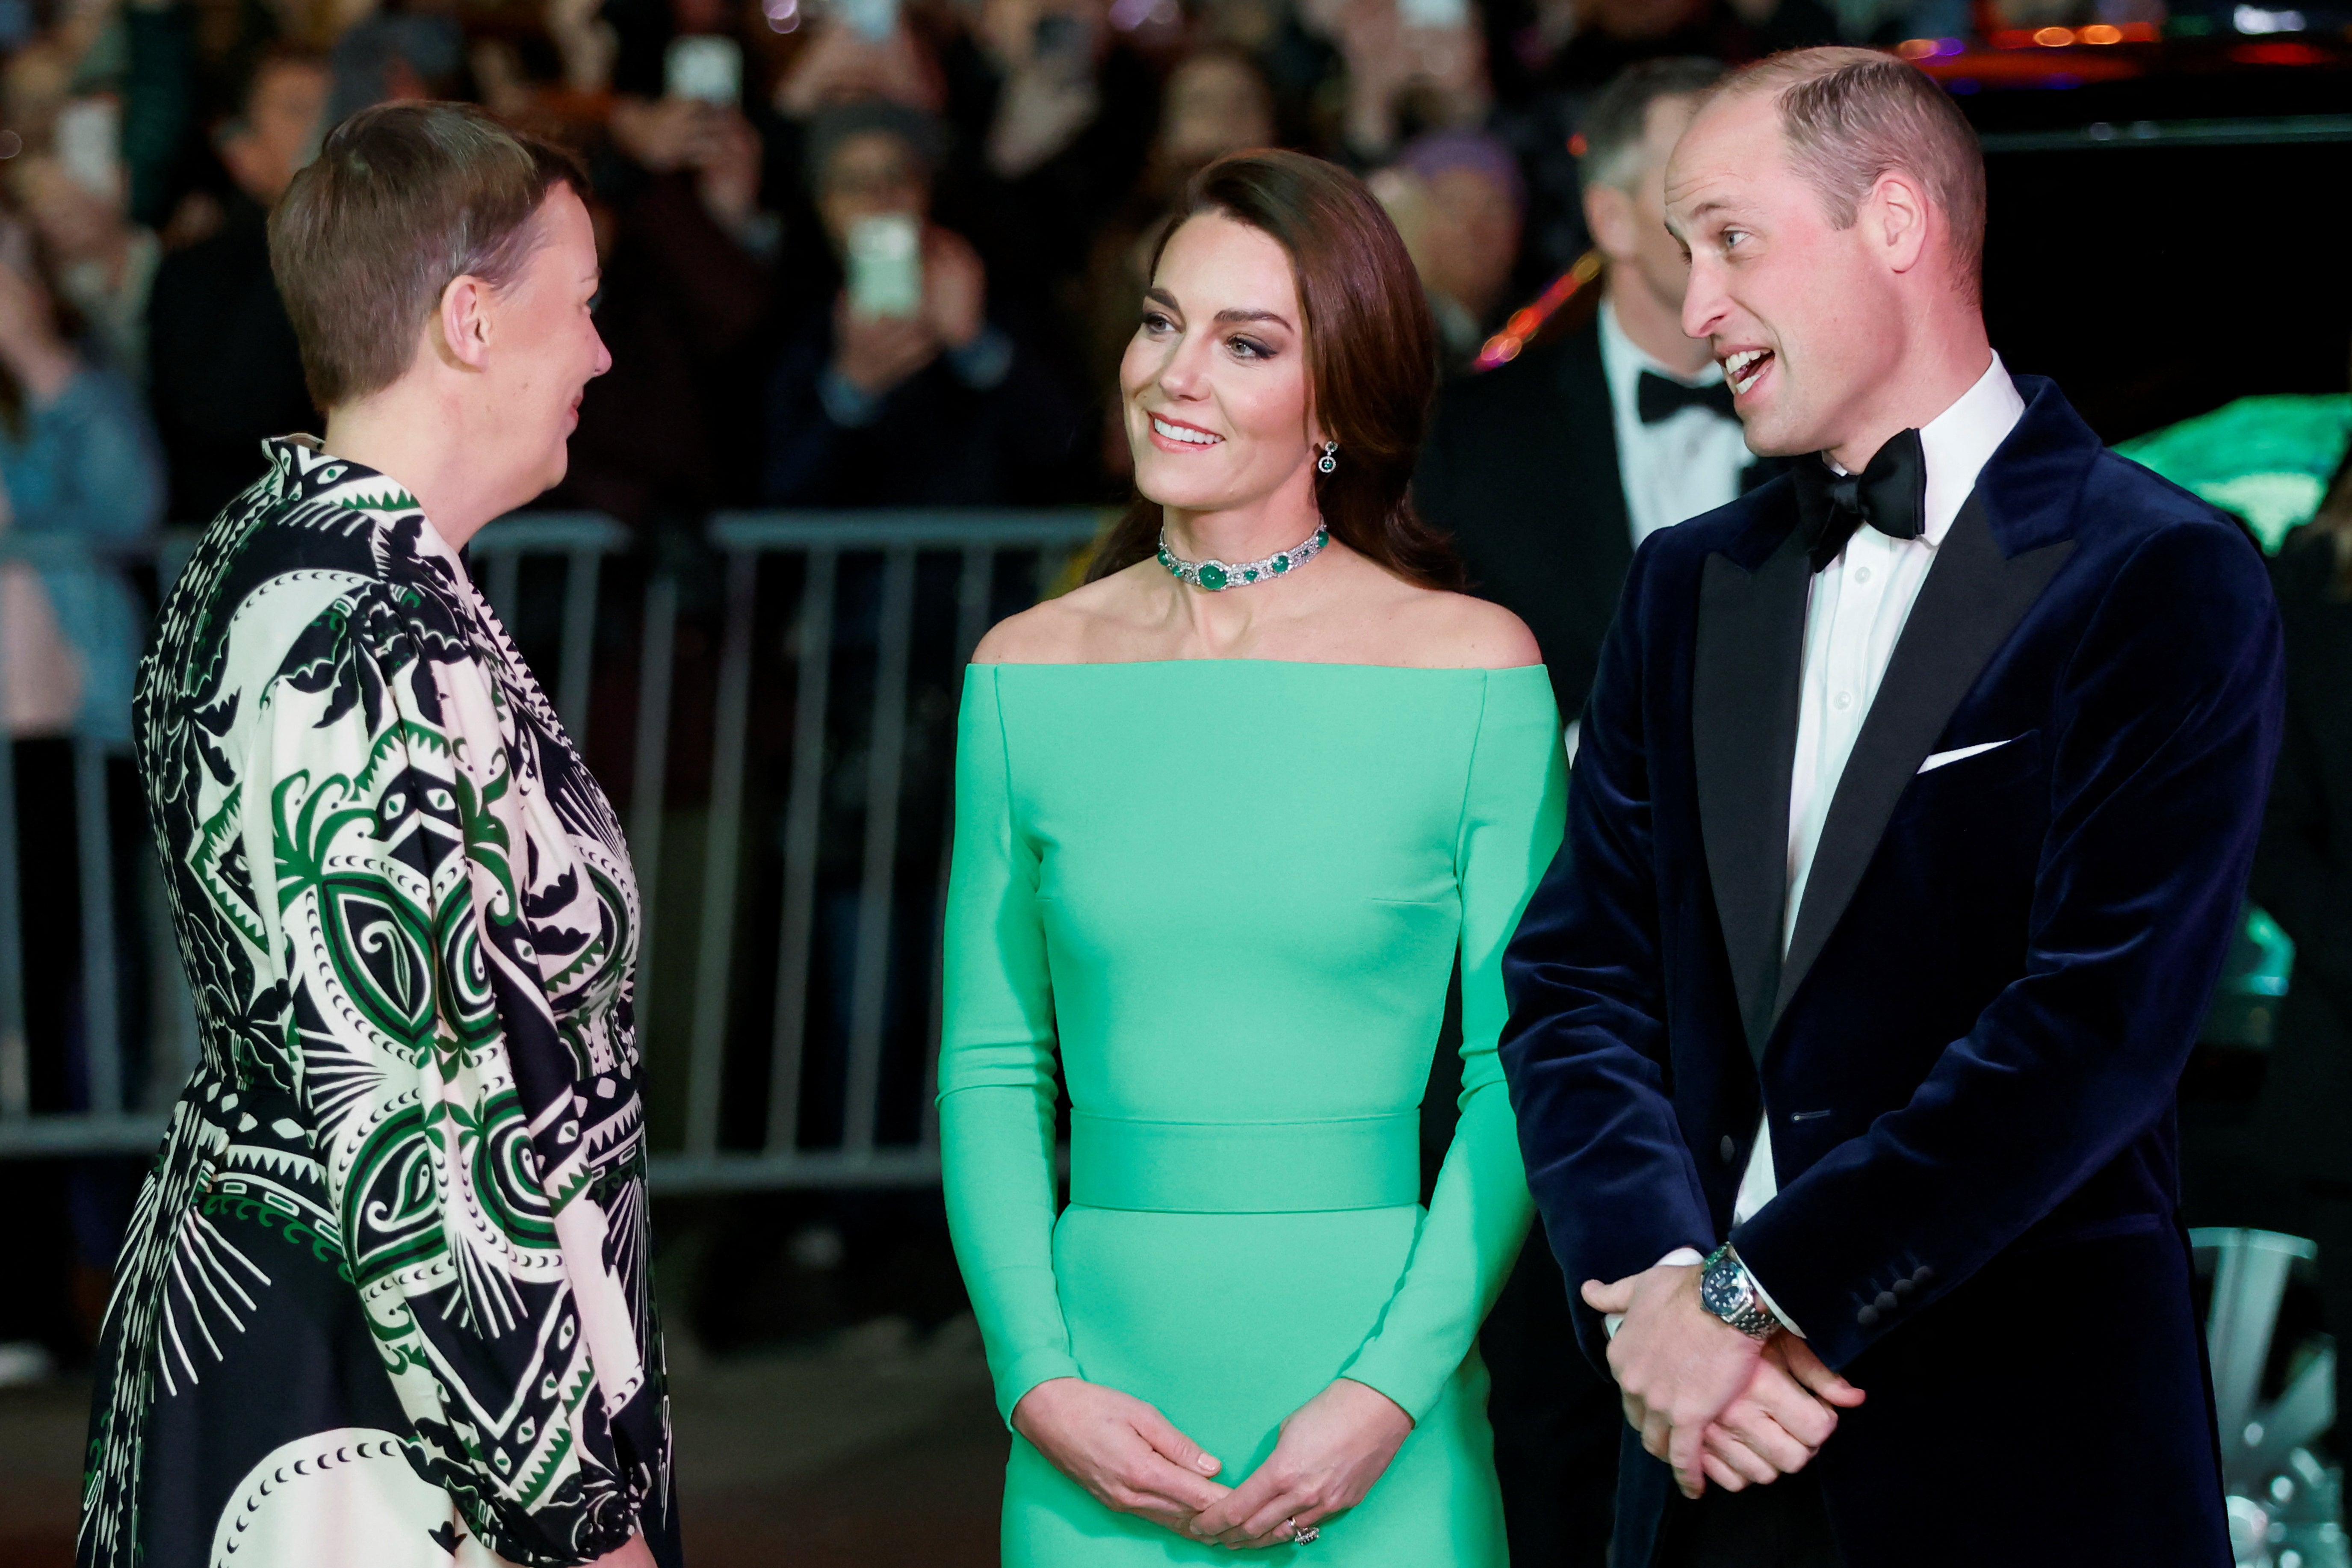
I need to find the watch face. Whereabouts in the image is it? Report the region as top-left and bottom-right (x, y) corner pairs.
(1701, 1253), (1768, 1336)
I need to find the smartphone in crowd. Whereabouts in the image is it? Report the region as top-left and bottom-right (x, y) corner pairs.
(55, 96), (124, 202)
(836, 0), (899, 41)
(1398, 0), (1469, 28)
(846, 213), (923, 319)
(664, 35), (743, 104)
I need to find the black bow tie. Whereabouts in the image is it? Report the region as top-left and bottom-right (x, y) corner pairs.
(1790, 428), (1927, 572)
(1637, 370), (1737, 425)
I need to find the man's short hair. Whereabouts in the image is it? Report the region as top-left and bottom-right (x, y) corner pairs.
(268, 101), (588, 409)
(1717, 46), (1986, 301)
(1577, 57), (1726, 193)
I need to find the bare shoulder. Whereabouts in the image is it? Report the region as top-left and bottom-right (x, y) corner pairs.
(969, 564), (1156, 665)
(1378, 587), (1544, 670)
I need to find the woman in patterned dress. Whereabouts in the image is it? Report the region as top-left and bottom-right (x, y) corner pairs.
(79, 104), (675, 1568)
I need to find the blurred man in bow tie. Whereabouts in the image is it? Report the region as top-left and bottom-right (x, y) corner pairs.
(1419, 56), (1773, 750)
(1500, 46), (2279, 1568)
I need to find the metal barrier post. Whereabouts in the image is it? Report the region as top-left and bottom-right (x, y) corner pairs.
(0, 564), (25, 1122)
(922, 543), (1006, 1152)
(628, 574), (678, 1009)
(686, 549), (759, 1159)
(842, 548), (917, 1159)
(557, 546), (603, 745)
(75, 739), (123, 1117)
(764, 551), (835, 1156)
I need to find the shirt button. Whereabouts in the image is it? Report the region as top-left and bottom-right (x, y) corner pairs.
(1853, 566), (1873, 584)
(1832, 691), (1853, 711)
(1719, 1134), (1737, 1163)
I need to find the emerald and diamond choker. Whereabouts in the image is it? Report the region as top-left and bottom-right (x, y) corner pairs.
(1156, 524), (1330, 592)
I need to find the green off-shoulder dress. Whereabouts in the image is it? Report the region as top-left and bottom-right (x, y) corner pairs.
(940, 659), (1566, 1565)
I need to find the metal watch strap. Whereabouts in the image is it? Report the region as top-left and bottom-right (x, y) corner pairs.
(1699, 1242), (1781, 1341)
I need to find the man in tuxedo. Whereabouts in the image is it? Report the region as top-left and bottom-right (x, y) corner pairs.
(1418, 56), (1766, 738)
(1499, 46), (2280, 1568)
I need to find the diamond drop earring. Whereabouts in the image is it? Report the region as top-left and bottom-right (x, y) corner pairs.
(1317, 441), (1339, 475)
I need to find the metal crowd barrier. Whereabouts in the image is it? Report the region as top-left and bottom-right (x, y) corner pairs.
(656, 510), (1100, 1191)
(0, 509), (2305, 1193)
(0, 509), (1105, 1187)
(0, 533), (188, 1158)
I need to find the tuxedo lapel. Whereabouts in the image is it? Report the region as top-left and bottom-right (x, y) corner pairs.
(1695, 521), (1812, 1063)
(1773, 496), (2077, 1026)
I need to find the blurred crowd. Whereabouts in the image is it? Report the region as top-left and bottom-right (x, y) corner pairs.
(0, 0), (2021, 573)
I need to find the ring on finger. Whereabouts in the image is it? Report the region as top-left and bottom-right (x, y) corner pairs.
(1289, 1518), (1321, 1545)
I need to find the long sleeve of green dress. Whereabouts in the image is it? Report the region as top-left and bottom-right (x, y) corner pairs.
(938, 666), (1084, 1421)
(1339, 675), (1565, 1420)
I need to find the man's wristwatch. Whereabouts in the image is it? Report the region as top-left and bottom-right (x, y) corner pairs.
(1699, 1242), (1781, 1341)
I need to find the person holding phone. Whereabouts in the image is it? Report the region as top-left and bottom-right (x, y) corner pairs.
(557, 40), (781, 522)
(760, 99), (1083, 505)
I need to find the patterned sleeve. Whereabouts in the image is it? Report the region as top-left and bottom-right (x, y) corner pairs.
(247, 583), (646, 1566)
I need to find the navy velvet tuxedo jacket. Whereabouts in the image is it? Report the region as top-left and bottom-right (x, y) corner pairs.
(1499, 378), (2282, 1565)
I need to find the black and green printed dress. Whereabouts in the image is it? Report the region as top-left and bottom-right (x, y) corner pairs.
(80, 438), (677, 1568)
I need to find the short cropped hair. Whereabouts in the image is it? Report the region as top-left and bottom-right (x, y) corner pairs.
(1717, 47), (1986, 301)
(269, 101), (589, 409)
(1577, 57), (1726, 193)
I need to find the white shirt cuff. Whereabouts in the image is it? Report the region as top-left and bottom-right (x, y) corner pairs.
(1601, 1245), (1804, 1339)
(1604, 1248), (1706, 1338)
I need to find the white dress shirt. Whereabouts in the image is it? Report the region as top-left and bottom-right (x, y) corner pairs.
(1718, 357), (2028, 1328)
(1597, 302), (1755, 548)
(1615, 357), (2027, 1338)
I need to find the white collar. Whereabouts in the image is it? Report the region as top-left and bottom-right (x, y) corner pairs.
(1598, 300), (1727, 405)
(1915, 354), (2026, 546)
(1819, 355), (2024, 547)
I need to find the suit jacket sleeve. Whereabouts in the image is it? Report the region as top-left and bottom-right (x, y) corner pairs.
(936, 666), (1084, 1425)
(1732, 518), (2284, 1368)
(1499, 537), (1717, 1369)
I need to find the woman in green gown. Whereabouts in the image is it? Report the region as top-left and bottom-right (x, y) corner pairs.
(940, 150), (1567, 1564)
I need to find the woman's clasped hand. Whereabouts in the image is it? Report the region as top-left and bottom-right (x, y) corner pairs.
(1011, 1378), (1230, 1535)
(1013, 1375), (1414, 1548)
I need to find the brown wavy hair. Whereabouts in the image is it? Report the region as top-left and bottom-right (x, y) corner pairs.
(1085, 149), (1463, 590)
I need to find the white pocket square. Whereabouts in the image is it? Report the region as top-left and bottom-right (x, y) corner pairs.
(1918, 738), (2018, 774)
